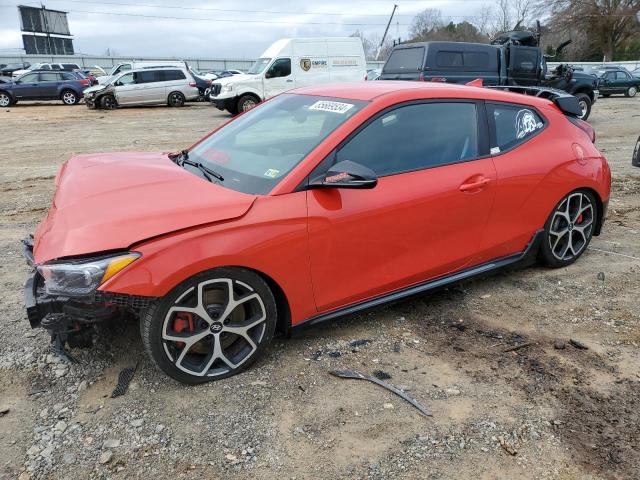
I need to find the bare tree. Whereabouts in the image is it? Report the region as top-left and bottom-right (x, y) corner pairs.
(539, 0), (640, 61)
(409, 8), (444, 39)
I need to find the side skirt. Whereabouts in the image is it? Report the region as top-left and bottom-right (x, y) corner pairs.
(293, 230), (544, 331)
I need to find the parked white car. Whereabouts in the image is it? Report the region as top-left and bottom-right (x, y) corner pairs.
(95, 61), (187, 84)
(12, 62), (81, 77)
(209, 37), (366, 114)
(83, 66), (199, 109)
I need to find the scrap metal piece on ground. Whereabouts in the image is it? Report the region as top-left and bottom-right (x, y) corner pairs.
(329, 369), (432, 417)
(569, 339), (588, 350)
(111, 364), (138, 398)
(498, 435), (518, 455)
(503, 342), (532, 353)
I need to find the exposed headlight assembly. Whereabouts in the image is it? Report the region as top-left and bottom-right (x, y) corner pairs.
(37, 253), (140, 297)
(222, 84), (233, 92)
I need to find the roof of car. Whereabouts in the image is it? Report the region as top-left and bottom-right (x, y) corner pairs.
(292, 81), (556, 108)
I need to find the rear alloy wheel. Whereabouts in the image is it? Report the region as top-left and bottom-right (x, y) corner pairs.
(540, 190), (597, 268)
(141, 268), (277, 384)
(168, 91), (185, 107)
(0, 92), (11, 107)
(625, 86), (637, 98)
(100, 94), (117, 109)
(61, 90), (78, 105)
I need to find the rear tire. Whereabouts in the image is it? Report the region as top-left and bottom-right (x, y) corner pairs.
(625, 86), (637, 98)
(167, 91), (185, 107)
(61, 90), (79, 105)
(540, 189), (597, 268)
(141, 267), (277, 384)
(575, 93), (592, 121)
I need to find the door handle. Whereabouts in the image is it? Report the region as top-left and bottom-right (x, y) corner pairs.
(459, 177), (491, 192)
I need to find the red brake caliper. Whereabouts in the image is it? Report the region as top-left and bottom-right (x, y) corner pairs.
(173, 312), (195, 349)
(576, 214), (583, 224)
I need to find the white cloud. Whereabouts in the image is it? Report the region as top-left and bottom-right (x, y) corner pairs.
(0, 0), (487, 57)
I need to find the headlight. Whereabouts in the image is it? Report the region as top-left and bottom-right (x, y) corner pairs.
(222, 84), (233, 92)
(37, 252), (140, 297)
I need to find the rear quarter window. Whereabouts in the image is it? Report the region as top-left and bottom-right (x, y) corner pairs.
(488, 103), (545, 153)
(383, 47), (425, 72)
(162, 70), (187, 81)
(436, 51), (490, 69)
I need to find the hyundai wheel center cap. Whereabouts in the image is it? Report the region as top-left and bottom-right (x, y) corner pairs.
(210, 322), (223, 333)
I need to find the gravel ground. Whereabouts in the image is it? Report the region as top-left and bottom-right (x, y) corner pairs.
(0, 96), (639, 480)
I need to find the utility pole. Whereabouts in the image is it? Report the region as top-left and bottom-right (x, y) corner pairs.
(376, 4), (397, 61)
(41, 3), (53, 54)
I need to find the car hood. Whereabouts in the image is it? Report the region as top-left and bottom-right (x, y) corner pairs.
(84, 84), (109, 94)
(33, 152), (257, 264)
(215, 73), (259, 85)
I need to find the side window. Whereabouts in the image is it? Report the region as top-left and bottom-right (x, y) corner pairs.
(511, 49), (538, 74)
(19, 73), (38, 83)
(60, 72), (76, 80)
(605, 72), (615, 81)
(436, 51), (463, 67)
(616, 71), (629, 80)
(488, 103), (544, 153)
(51, 64), (62, 70)
(40, 64), (51, 70)
(337, 102), (479, 176)
(117, 73), (135, 85)
(161, 70), (186, 81)
(39, 72), (59, 82)
(135, 70), (159, 83)
(267, 58), (291, 78)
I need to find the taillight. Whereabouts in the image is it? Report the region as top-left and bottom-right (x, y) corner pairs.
(78, 79), (89, 85)
(206, 80), (212, 86)
(568, 116), (596, 143)
(189, 82), (196, 87)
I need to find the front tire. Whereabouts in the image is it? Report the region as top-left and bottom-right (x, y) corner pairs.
(540, 190), (597, 268)
(575, 93), (592, 121)
(237, 94), (259, 113)
(0, 92), (12, 107)
(100, 94), (117, 109)
(625, 86), (637, 98)
(141, 267), (277, 384)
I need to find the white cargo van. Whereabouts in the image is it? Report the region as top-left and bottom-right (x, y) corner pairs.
(96, 61), (186, 84)
(209, 37), (366, 114)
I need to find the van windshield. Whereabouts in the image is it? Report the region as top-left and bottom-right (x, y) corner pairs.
(248, 58), (271, 75)
(188, 94), (367, 195)
(383, 47), (425, 73)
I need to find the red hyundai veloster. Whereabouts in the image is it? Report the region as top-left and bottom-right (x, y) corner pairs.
(23, 81), (611, 383)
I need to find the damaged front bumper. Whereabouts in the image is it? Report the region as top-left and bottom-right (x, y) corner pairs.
(22, 236), (155, 352)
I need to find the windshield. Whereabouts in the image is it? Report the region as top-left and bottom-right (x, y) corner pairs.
(248, 58), (271, 75)
(189, 94), (367, 194)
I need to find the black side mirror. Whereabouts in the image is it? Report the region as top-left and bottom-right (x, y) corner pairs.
(311, 160), (378, 189)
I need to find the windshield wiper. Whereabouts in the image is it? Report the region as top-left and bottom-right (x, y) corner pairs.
(169, 149), (224, 182)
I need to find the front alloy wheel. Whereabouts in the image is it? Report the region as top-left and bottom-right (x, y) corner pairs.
(541, 190), (597, 267)
(141, 268), (277, 383)
(0, 92), (12, 107)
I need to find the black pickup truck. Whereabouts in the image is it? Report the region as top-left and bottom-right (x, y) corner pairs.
(379, 35), (598, 120)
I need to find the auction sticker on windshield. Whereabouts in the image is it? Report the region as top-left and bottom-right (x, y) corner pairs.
(308, 100), (355, 114)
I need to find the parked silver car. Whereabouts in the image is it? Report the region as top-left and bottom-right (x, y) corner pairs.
(83, 66), (199, 109)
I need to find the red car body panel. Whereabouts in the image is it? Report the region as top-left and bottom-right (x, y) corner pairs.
(32, 81), (611, 327)
(33, 152), (256, 264)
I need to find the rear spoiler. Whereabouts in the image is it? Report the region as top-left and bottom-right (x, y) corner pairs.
(485, 85), (582, 117)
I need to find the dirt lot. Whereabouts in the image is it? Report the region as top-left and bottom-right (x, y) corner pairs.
(0, 97), (639, 480)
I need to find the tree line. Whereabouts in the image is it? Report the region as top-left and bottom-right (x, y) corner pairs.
(355, 0), (640, 62)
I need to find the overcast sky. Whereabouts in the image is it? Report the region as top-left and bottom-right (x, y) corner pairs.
(0, 0), (489, 58)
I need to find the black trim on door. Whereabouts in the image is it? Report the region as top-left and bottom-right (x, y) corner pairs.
(293, 230), (544, 331)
